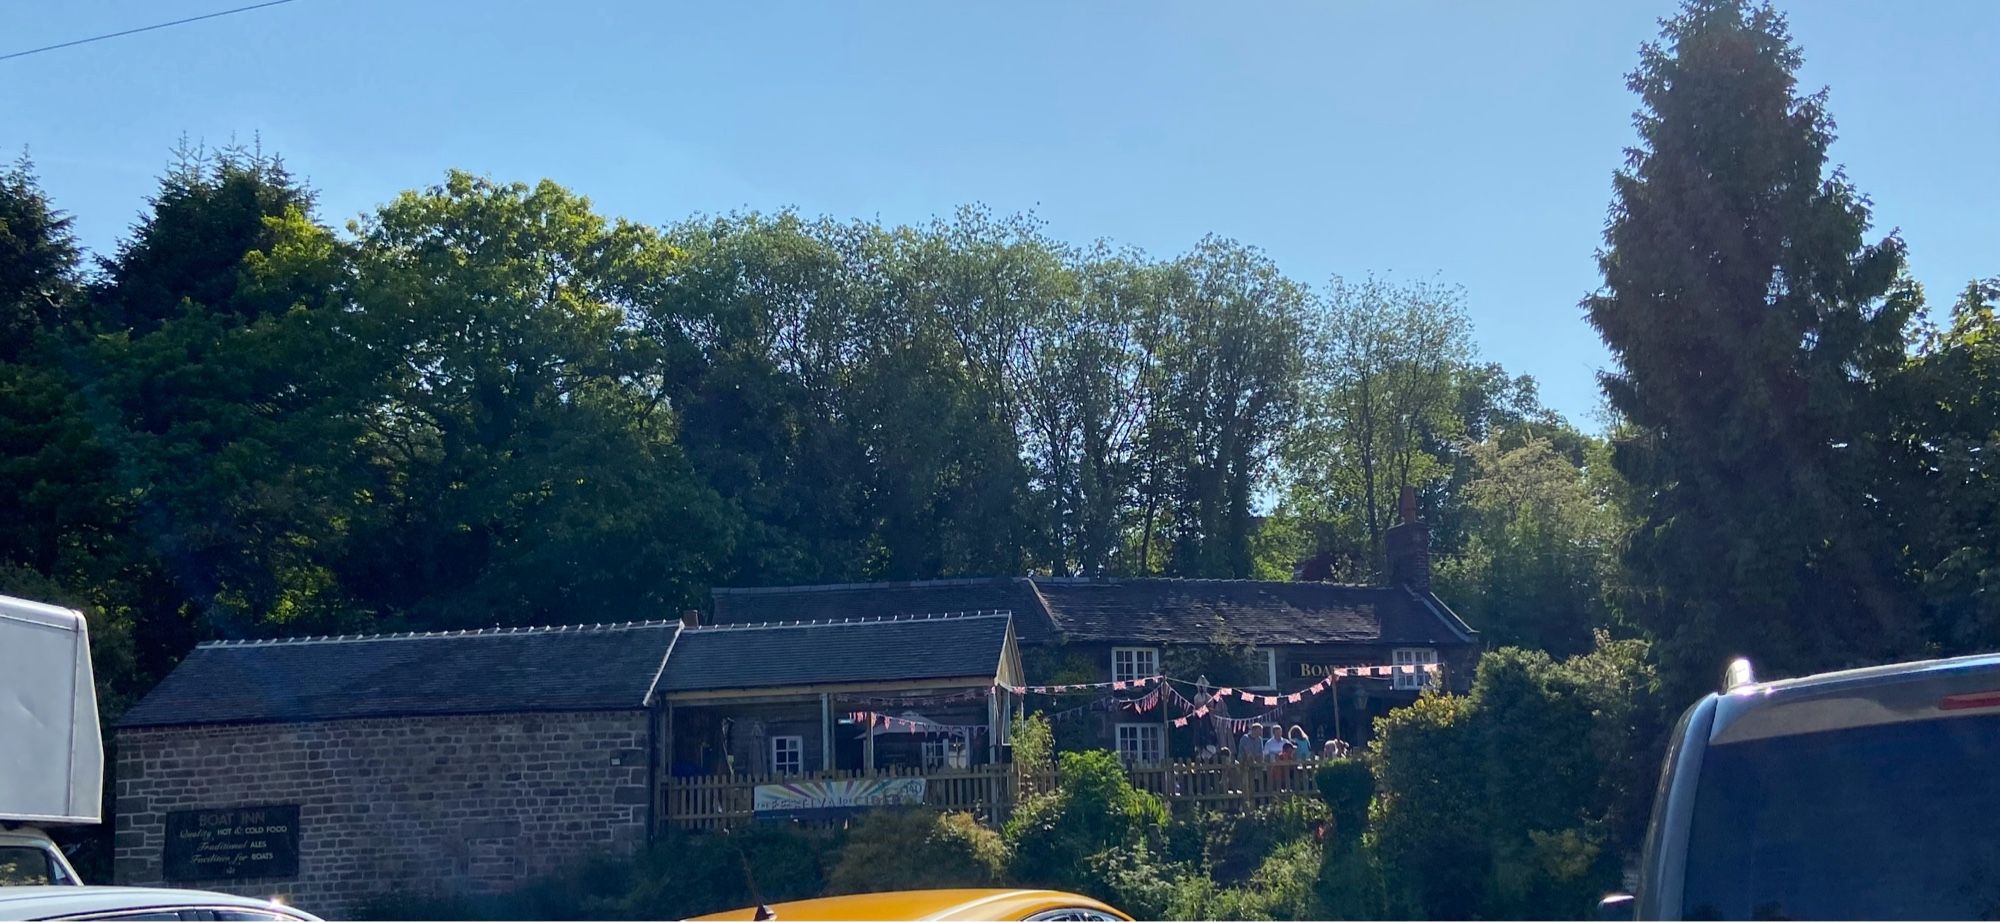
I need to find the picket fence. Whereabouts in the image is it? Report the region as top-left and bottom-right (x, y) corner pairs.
(659, 758), (1323, 832)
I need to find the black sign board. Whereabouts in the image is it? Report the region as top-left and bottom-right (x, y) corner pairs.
(163, 805), (301, 881)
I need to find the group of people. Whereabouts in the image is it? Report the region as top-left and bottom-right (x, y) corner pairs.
(1198, 722), (1352, 765)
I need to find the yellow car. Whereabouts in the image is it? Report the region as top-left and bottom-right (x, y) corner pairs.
(687, 888), (1133, 921)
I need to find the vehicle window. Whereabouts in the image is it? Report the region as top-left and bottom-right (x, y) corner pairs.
(211, 910), (301, 921)
(1023, 910), (1119, 922)
(1681, 713), (2000, 920)
(0, 845), (56, 886)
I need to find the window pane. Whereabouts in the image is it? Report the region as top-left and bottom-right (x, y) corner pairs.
(0, 846), (55, 886)
(1681, 714), (2000, 920)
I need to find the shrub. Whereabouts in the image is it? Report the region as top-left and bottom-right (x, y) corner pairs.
(1314, 839), (1391, 920)
(1366, 639), (1660, 920)
(1010, 712), (1055, 774)
(827, 809), (1008, 894)
(1170, 838), (1323, 921)
(1005, 749), (1169, 891)
(1314, 759), (1373, 845)
(1084, 840), (1186, 921)
(1197, 798), (1328, 885)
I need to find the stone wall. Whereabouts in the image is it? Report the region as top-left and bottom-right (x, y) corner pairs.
(115, 710), (652, 918)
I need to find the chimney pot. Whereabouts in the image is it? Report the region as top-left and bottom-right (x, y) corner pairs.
(681, 609), (700, 629)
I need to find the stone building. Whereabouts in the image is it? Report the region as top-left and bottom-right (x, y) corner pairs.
(704, 493), (1477, 761)
(112, 621), (679, 917)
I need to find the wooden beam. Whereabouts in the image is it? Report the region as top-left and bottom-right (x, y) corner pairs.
(820, 693), (834, 771)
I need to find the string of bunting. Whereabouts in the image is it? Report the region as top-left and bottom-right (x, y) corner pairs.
(1122, 687), (1161, 714)
(1021, 661), (1443, 729)
(835, 687), (993, 707)
(846, 710), (989, 736)
(1003, 675), (1162, 695)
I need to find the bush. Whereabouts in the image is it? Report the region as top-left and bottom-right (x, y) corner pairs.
(1196, 798), (1328, 885)
(1168, 838), (1322, 921)
(1004, 749), (1169, 892)
(1366, 639), (1660, 920)
(1010, 712), (1055, 774)
(1084, 840), (1187, 921)
(1314, 759), (1373, 845)
(1313, 842), (1391, 921)
(827, 809), (1008, 894)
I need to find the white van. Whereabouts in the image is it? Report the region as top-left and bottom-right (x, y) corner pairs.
(0, 594), (103, 887)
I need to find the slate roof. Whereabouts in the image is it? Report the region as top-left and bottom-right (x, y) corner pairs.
(1031, 578), (1474, 645)
(118, 621), (679, 728)
(657, 612), (1012, 694)
(708, 577), (1475, 647)
(711, 577), (1057, 642)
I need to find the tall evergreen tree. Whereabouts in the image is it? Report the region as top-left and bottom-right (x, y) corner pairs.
(1587, 0), (1923, 695)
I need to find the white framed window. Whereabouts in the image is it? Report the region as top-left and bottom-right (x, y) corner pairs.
(1246, 648), (1279, 690)
(1112, 647), (1159, 683)
(1392, 648), (1439, 690)
(922, 739), (948, 769)
(770, 735), (804, 775)
(1115, 723), (1163, 766)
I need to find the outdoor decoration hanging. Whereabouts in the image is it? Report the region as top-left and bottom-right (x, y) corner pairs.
(846, 711), (990, 736)
(1002, 675), (1163, 695)
(835, 687), (993, 707)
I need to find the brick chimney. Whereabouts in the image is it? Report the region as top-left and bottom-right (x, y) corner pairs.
(681, 609), (701, 629)
(1382, 485), (1430, 590)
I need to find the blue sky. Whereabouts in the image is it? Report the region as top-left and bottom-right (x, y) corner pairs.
(5, 1), (1996, 424)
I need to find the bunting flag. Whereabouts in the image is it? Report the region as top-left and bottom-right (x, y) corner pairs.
(848, 711), (990, 736)
(1002, 675), (1162, 695)
(1286, 693), (1303, 704)
(1122, 688), (1161, 714)
(836, 688), (992, 707)
(1172, 716), (1190, 728)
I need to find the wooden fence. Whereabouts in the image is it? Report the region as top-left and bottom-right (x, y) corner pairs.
(661, 763), (1012, 832)
(660, 758), (1324, 832)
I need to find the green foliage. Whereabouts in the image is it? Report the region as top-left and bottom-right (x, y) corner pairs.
(1084, 840), (1186, 921)
(1887, 278), (2000, 655)
(1004, 750), (1169, 892)
(1586, 0), (1927, 698)
(826, 809), (1008, 894)
(1167, 838), (1323, 922)
(1314, 840), (1392, 921)
(1276, 275), (1473, 580)
(352, 827), (833, 921)
(1432, 437), (1625, 655)
(1313, 758), (1373, 845)
(1195, 798), (1329, 886)
(1367, 640), (1662, 920)
(1009, 713), (1056, 774)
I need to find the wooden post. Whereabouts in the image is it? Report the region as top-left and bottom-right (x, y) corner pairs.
(821, 693), (834, 772)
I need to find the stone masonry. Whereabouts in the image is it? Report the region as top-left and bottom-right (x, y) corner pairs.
(115, 710), (652, 918)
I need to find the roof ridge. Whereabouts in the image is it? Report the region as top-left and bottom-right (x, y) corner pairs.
(712, 576), (1026, 597)
(195, 620), (679, 649)
(1031, 576), (1387, 589)
(685, 610), (1013, 632)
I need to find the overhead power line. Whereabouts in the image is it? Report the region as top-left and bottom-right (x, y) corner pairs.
(0, 0), (304, 63)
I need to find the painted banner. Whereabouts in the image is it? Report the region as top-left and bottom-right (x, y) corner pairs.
(752, 777), (926, 819)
